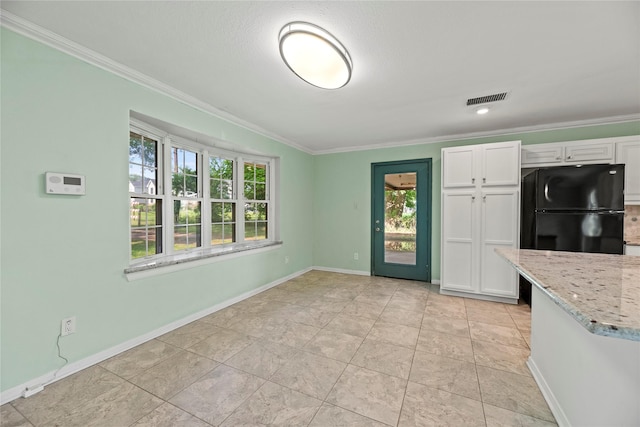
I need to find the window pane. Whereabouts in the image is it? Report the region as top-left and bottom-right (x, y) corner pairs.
(221, 180), (233, 199)
(255, 164), (267, 183)
(129, 164), (142, 192)
(210, 157), (233, 180)
(143, 139), (157, 167)
(255, 183), (266, 200)
(211, 202), (223, 222)
(223, 202), (235, 221)
(211, 178), (222, 199)
(221, 159), (234, 180)
(174, 225), (201, 251)
(257, 222), (268, 240)
(245, 222), (256, 240)
(174, 200), (201, 225)
(211, 224), (223, 245)
(244, 183), (255, 200)
(185, 150), (197, 172)
(172, 147), (198, 196)
(129, 132), (142, 164)
(223, 224), (235, 243)
(142, 167), (157, 195)
(244, 163), (255, 182)
(244, 203), (255, 221)
(130, 197), (163, 259)
(257, 203), (268, 221)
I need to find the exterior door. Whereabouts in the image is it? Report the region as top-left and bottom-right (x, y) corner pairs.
(371, 159), (432, 281)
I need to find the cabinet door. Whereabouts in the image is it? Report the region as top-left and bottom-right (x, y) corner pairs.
(565, 142), (614, 163)
(479, 190), (519, 298)
(441, 192), (477, 292)
(616, 140), (640, 204)
(442, 146), (476, 188)
(481, 141), (521, 187)
(521, 145), (563, 166)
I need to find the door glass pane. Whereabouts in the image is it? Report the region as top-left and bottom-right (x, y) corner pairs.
(384, 172), (417, 265)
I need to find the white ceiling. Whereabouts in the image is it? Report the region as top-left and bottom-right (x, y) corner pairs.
(2, 1), (639, 154)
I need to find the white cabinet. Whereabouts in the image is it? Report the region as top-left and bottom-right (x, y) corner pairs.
(441, 141), (521, 303)
(615, 139), (640, 204)
(521, 139), (614, 168)
(443, 141), (520, 188)
(565, 141), (614, 163)
(442, 146), (476, 188)
(441, 192), (476, 292)
(479, 191), (520, 297)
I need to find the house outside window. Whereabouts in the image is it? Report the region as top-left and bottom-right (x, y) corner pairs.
(128, 118), (277, 265)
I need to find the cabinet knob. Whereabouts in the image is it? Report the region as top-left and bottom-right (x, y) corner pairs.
(472, 196), (476, 201)
(556, 156), (561, 160)
(482, 177), (486, 183)
(483, 195), (486, 201)
(567, 155), (572, 160)
(472, 178), (475, 184)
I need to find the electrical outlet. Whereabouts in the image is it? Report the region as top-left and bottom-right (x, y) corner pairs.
(354, 252), (359, 260)
(61, 316), (76, 336)
(284, 256), (290, 264)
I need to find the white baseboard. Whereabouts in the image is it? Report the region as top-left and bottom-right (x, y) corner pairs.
(0, 267), (310, 405)
(527, 357), (570, 427)
(431, 279), (440, 285)
(311, 266), (370, 276)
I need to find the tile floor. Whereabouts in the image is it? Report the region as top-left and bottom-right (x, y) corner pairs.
(1, 271), (557, 426)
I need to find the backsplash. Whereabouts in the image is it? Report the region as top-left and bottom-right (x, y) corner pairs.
(624, 205), (640, 245)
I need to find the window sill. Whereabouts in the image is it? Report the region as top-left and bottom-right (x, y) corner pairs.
(125, 241), (283, 281)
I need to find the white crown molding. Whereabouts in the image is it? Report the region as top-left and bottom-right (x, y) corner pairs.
(0, 10), (313, 155)
(314, 114), (640, 155)
(2, 10), (638, 157)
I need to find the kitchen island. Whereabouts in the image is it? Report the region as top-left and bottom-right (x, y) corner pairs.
(496, 248), (640, 427)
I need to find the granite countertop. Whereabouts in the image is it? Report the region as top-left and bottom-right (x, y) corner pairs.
(496, 248), (640, 341)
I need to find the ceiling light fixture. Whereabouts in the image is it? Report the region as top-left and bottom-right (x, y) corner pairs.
(476, 107), (490, 115)
(279, 22), (352, 89)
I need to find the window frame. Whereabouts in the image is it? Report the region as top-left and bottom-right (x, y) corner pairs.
(128, 118), (279, 269)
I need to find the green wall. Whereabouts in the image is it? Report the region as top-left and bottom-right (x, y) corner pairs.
(2, 26), (639, 394)
(312, 122), (640, 277)
(0, 29), (314, 392)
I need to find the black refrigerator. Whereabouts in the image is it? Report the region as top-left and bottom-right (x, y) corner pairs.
(520, 163), (625, 304)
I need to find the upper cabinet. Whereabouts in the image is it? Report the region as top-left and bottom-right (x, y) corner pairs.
(443, 141), (520, 188)
(615, 138), (640, 205)
(521, 139), (614, 167)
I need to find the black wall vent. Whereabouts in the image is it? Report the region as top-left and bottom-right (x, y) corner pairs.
(466, 92), (508, 106)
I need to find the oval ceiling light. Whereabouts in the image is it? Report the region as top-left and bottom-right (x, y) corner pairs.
(279, 22), (352, 89)
(476, 106), (490, 115)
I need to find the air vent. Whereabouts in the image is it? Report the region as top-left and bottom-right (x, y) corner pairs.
(466, 92), (508, 106)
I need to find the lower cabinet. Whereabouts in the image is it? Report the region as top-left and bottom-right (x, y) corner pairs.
(441, 189), (520, 302)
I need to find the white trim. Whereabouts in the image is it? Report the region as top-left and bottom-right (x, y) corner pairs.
(0, 10), (311, 155)
(431, 279), (440, 285)
(126, 242), (282, 281)
(313, 114), (640, 155)
(311, 266), (370, 276)
(527, 357), (570, 427)
(0, 267), (311, 405)
(3, 11), (638, 157)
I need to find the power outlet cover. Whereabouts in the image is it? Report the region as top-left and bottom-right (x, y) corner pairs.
(61, 316), (76, 336)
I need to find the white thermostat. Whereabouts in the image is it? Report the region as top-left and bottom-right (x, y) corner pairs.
(46, 172), (86, 195)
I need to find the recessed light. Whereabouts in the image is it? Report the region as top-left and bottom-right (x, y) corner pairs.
(279, 22), (352, 89)
(476, 107), (490, 115)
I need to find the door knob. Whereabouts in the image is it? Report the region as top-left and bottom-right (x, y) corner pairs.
(375, 227), (381, 232)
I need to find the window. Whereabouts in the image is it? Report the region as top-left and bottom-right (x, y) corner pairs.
(129, 132), (163, 259)
(243, 161), (269, 241)
(210, 156), (236, 245)
(128, 119), (278, 266)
